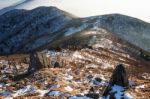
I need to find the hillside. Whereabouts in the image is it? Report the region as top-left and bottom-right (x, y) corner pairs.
(0, 6), (150, 99)
(0, 7), (150, 55)
(0, 33), (150, 98)
(0, 7), (73, 55)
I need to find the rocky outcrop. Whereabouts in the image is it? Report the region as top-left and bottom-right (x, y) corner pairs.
(28, 52), (51, 72)
(110, 64), (129, 87)
(103, 64), (129, 97)
(28, 52), (43, 72)
(13, 52), (51, 80)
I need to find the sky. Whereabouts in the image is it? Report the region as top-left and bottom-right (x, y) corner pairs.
(0, 0), (150, 22)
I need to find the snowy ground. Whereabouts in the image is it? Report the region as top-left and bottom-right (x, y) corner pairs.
(0, 47), (150, 98)
(0, 67), (134, 99)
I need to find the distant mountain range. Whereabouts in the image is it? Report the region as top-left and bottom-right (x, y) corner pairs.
(0, 6), (150, 55)
(0, 0), (33, 15)
(0, 0), (53, 16)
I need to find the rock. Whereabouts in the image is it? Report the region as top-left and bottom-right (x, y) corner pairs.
(87, 87), (100, 99)
(110, 64), (129, 87)
(74, 70), (80, 75)
(102, 64), (129, 97)
(28, 52), (51, 72)
(89, 87), (95, 93)
(54, 62), (60, 68)
(95, 77), (102, 82)
(28, 52), (43, 72)
(13, 52), (51, 80)
(102, 85), (112, 97)
(87, 75), (93, 80)
(86, 93), (99, 99)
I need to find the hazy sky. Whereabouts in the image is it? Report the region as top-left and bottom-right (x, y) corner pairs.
(0, 0), (150, 22)
(50, 0), (150, 22)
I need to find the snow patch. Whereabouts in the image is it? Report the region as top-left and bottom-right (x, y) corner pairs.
(73, 51), (84, 59)
(64, 74), (73, 81)
(124, 93), (134, 99)
(64, 86), (73, 92)
(89, 74), (108, 86)
(49, 84), (60, 90)
(0, 82), (5, 88)
(47, 91), (62, 96)
(141, 73), (150, 80)
(106, 85), (133, 99)
(111, 85), (124, 99)
(136, 84), (145, 89)
(13, 85), (37, 97)
(69, 96), (90, 99)
(86, 64), (98, 69)
(37, 89), (49, 97)
(0, 90), (12, 97)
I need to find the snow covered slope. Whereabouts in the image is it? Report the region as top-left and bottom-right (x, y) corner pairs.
(0, 0), (52, 15)
(45, 14), (150, 53)
(90, 14), (150, 53)
(0, 6), (73, 54)
(0, 7), (150, 55)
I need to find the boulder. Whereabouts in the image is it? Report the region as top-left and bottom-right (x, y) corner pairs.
(110, 64), (129, 87)
(54, 61), (60, 68)
(28, 52), (42, 72)
(13, 52), (51, 81)
(86, 93), (99, 99)
(28, 52), (51, 72)
(103, 64), (129, 97)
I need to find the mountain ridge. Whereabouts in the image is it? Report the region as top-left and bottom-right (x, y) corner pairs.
(0, 6), (150, 99)
(0, 6), (150, 55)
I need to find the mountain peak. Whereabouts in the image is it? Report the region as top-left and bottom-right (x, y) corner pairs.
(0, 6), (73, 55)
(0, 7), (150, 55)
